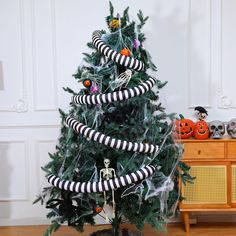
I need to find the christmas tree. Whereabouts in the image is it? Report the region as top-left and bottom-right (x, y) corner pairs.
(36, 3), (192, 236)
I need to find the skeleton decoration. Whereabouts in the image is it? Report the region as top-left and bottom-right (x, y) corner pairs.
(209, 120), (225, 139)
(194, 106), (208, 120)
(227, 118), (236, 139)
(110, 69), (132, 90)
(100, 159), (116, 221)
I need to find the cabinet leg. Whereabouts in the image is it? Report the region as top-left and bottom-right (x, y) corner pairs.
(181, 212), (190, 233)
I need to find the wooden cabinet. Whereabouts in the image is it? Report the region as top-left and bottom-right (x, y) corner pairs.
(179, 139), (236, 233)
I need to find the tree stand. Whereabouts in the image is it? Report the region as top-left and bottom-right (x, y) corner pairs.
(90, 228), (143, 236)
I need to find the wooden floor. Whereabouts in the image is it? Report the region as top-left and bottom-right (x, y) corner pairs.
(0, 223), (236, 236)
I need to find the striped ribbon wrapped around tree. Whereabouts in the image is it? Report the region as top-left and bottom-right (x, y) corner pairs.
(65, 116), (159, 154)
(47, 165), (155, 193)
(72, 77), (156, 105)
(92, 30), (145, 71)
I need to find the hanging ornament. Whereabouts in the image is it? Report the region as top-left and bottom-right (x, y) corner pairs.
(133, 39), (141, 49)
(109, 17), (120, 28)
(83, 79), (92, 88)
(94, 204), (103, 214)
(110, 69), (132, 90)
(100, 158), (116, 220)
(90, 84), (100, 94)
(120, 48), (131, 56)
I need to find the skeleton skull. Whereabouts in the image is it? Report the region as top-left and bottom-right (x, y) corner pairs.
(104, 159), (110, 168)
(209, 120), (225, 139)
(227, 118), (236, 139)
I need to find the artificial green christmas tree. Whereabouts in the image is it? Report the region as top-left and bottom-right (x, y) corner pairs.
(36, 3), (192, 236)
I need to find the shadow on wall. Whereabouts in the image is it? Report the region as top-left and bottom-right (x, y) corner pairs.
(145, 1), (211, 119)
(0, 143), (12, 223)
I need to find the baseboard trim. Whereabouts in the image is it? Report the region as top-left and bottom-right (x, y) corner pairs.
(0, 218), (50, 226)
(1, 213), (236, 227)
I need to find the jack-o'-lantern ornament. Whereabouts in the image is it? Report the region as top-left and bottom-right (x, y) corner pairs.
(109, 18), (120, 28)
(175, 114), (194, 139)
(194, 120), (209, 139)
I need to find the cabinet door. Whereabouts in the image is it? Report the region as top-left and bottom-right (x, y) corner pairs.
(232, 165), (236, 204)
(181, 163), (230, 207)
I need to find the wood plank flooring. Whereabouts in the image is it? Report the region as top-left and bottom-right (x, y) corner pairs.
(0, 223), (236, 236)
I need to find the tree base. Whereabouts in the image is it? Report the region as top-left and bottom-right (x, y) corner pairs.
(90, 228), (143, 236)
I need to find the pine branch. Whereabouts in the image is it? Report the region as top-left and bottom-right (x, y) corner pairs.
(109, 1), (114, 16)
(121, 7), (130, 27)
(44, 222), (60, 236)
(137, 10), (149, 29)
(63, 87), (77, 95)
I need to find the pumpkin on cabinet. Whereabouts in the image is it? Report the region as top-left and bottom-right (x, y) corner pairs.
(175, 114), (195, 139)
(194, 120), (209, 139)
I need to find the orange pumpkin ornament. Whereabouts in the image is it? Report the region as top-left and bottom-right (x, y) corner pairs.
(83, 79), (92, 88)
(120, 48), (131, 56)
(175, 114), (194, 139)
(94, 205), (103, 214)
(194, 120), (209, 139)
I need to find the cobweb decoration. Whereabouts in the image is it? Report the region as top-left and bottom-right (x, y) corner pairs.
(144, 142), (181, 219)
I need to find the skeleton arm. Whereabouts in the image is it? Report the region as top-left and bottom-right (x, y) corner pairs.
(99, 169), (104, 181)
(111, 168), (116, 178)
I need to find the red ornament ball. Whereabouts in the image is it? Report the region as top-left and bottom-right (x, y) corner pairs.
(83, 79), (92, 88)
(120, 48), (131, 56)
(94, 205), (103, 214)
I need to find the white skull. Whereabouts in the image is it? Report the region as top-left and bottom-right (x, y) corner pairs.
(209, 120), (225, 139)
(125, 69), (132, 77)
(227, 118), (236, 139)
(104, 159), (110, 168)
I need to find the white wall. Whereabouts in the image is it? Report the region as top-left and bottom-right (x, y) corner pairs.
(0, 0), (236, 226)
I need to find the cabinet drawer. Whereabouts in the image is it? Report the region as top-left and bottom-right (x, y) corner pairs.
(182, 142), (225, 159)
(227, 142), (236, 159)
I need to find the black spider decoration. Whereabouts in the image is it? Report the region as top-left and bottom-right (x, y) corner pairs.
(46, 191), (78, 224)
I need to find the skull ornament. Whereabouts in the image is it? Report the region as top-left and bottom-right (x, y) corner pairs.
(209, 120), (225, 139)
(227, 118), (236, 139)
(104, 159), (110, 168)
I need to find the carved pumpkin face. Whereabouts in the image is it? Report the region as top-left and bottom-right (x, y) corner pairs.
(194, 120), (209, 139)
(175, 117), (194, 139)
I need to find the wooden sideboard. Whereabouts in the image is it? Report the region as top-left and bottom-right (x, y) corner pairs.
(179, 138), (236, 233)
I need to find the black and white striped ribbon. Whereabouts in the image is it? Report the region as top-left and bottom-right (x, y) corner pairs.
(92, 31), (145, 71)
(47, 165), (155, 193)
(72, 77), (156, 105)
(65, 116), (159, 154)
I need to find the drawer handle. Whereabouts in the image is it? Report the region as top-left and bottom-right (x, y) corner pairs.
(198, 150), (201, 155)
